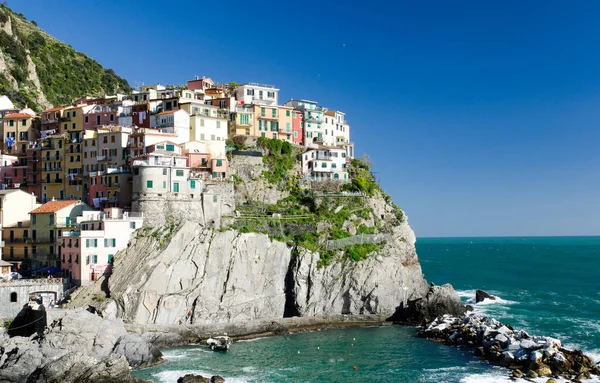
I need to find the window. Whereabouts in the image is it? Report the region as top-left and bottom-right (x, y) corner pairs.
(332, 163), (337, 168)
(210, 135), (215, 140)
(72, 123), (76, 130)
(216, 160), (222, 166)
(86, 239), (98, 248)
(246, 89), (254, 96)
(272, 133), (276, 139)
(294, 131), (298, 138)
(213, 195), (218, 203)
(272, 109), (276, 118)
(146, 180), (153, 188)
(216, 121), (221, 129)
(21, 119), (26, 126)
(173, 183), (179, 193)
(190, 180), (196, 189)
(130, 222), (136, 229)
(261, 108), (265, 117)
(161, 168), (167, 176)
(73, 111), (76, 117)
(134, 167), (140, 175)
(103, 136), (108, 144)
(166, 144), (175, 152)
(104, 238), (116, 247)
(322, 162), (327, 168)
(96, 116), (101, 125)
(108, 254), (114, 263)
(49, 215), (54, 224)
(176, 170), (184, 177)
(92, 255), (97, 264)
(110, 114), (114, 122)
(10, 292), (17, 303)
(268, 91), (275, 98)
(286, 110), (290, 117)
(84, 116), (88, 123)
(286, 123), (291, 132)
(9, 120), (13, 126)
(163, 181), (166, 188)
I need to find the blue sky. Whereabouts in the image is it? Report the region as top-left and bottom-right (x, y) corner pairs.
(10, 0), (600, 237)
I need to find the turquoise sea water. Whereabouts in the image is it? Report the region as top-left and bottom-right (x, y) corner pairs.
(133, 237), (600, 383)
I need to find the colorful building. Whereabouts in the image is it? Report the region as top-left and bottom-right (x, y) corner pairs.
(40, 135), (66, 202)
(254, 104), (279, 139)
(285, 99), (325, 147)
(29, 200), (94, 269)
(229, 105), (255, 136)
(83, 126), (132, 209)
(0, 190), (40, 271)
(1, 112), (38, 156)
(277, 106), (294, 143)
(292, 109), (304, 145)
(59, 207), (143, 285)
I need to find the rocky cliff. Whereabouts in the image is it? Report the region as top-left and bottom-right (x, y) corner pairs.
(67, 145), (458, 331)
(94, 217), (429, 327)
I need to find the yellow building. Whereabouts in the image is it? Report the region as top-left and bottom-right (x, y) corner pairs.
(1, 112), (38, 156)
(62, 106), (86, 200)
(41, 135), (66, 202)
(229, 105), (255, 136)
(2, 221), (32, 271)
(29, 199), (93, 269)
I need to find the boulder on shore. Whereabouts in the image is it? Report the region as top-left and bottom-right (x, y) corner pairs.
(388, 283), (466, 324)
(177, 374), (225, 383)
(475, 289), (496, 303)
(0, 308), (161, 383)
(419, 314), (600, 380)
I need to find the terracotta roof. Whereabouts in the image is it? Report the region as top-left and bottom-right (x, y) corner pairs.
(42, 106), (65, 113)
(3, 113), (33, 119)
(30, 200), (78, 214)
(156, 109), (178, 115)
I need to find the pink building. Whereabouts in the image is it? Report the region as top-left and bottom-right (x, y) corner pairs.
(83, 105), (118, 130)
(292, 110), (304, 145)
(187, 76), (214, 92)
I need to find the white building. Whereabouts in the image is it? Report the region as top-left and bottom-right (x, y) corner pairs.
(154, 109), (190, 144)
(235, 83), (279, 106)
(301, 146), (349, 181)
(189, 105), (228, 143)
(132, 153), (195, 194)
(59, 207), (143, 285)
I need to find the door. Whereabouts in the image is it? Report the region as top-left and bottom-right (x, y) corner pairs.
(173, 183), (179, 193)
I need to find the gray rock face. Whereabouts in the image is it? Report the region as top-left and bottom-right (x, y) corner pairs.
(109, 225), (293, 326)
(0, 309), (160, 383)
(391, 283), (467, 324)
(289, 223), (428, 317)
(103, 217), (430, 326)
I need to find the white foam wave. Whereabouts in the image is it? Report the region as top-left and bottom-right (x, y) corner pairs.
(456, 290), (517, 307)
(152, 369), (250, 383)
(422, 366), (468, 372)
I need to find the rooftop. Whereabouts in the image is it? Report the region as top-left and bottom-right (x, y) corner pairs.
(42, 106), (66, 113)
(30, 200), (78, 214)
(3, 113), (34, 119)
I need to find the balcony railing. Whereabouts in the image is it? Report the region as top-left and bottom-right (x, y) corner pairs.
(97, 156), (112, 162)
(44, 167), (63, 172)
(6, 238), (28, 244)
(46, 178), (63, 184)
(107, 183), (120, 189)
(258, 113), (279, 120)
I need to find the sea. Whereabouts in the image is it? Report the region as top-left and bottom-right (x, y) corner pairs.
(132, 236), (600, 383)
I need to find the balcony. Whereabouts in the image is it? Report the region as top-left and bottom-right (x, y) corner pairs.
(44, 167), (63, 172)
(27, 238), (54, 244)
(29, 157), (40, 162)
(106, 183), (121, 189)
(61, 231), (81, 237)
(44, 156), (63, 162)
(46, 178), (63, 184)
(6, 238), (28, 244)
(97, 155), (112, 162)
(306, 117), (322, 124)
(41, 119), (58, 124)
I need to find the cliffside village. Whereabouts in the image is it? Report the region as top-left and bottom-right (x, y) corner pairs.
(0, 77), (354, 289)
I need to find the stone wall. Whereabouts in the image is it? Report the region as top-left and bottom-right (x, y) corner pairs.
(132, 180), (233, 228)
(0, 279), (65, 319)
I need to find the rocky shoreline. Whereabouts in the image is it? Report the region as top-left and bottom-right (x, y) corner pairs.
(420, 313), (600, 381)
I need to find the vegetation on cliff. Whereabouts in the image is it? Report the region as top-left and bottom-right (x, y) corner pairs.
(0, 5), (130, 110)
(230, 137), (405, 267)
